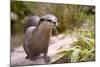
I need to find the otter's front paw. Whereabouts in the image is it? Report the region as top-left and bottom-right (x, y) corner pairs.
(44, 56), (51, 63)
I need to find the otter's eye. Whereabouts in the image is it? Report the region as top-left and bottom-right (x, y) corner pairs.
(47, 19), (52, 22)
(40, 18), (44, 22)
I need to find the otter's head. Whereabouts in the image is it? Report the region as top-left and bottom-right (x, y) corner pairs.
(38, 14), (58, 28)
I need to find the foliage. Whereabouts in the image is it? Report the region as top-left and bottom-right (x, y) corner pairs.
(50, 29), (95, 63)
(50, 4), (95, 63)
(11, 1), (34, 19)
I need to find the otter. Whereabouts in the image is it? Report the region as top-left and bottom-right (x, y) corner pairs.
(23, 14), (58, 63)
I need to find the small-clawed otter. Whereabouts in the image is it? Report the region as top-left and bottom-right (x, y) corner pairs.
(23, 14), (58, 63)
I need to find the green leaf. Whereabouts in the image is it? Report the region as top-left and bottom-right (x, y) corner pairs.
(70, 48), (81, 62)
(79, 49), (90, 61)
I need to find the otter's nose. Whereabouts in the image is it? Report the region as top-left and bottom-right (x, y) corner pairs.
(53, 22), (58, 27)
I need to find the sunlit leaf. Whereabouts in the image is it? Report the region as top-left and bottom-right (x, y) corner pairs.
(70, 48), (81, 62)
